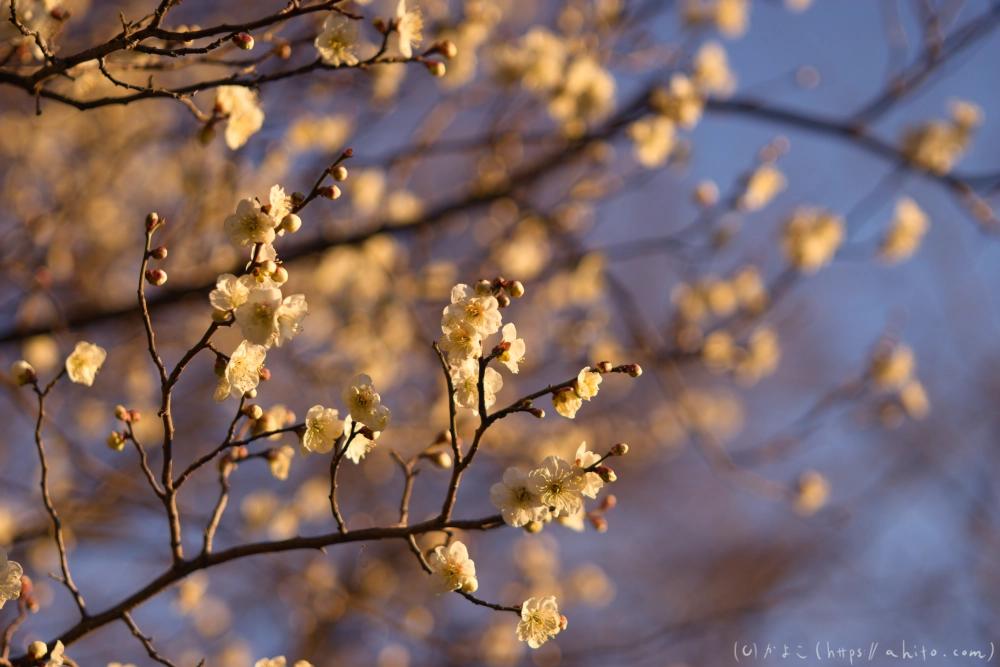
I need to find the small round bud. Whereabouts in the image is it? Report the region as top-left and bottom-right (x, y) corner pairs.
(558, 614), (569, 631)
(150, 246), (168, 260)
(330, 165), (348, 181)
(596, 360), (613, 374)
(589, 514), (608, 532)
(128, 409), (141, 423)
(114, 405), (129, 421)
(460, 577), (478, 593)
(244, 388), (257, 399)
(243, 404), (263, 420)
(214, 356), (228, 377)
(373, 16), (387, 32)
(211, 309), (231, 323)
(343, 148), (354, 158)
(145, 212), (159, 230)
(106, 431), (126, 452)
(256, 367), (271, 383)
(425, 60), (446, 77)
(232, 33), (254, 50)
(625, 363), (643, 377)
(491, 276), (506, 292)
(28, 641), (47, 659)
(524, 520), (543, 534)
(280, 213), (302, 233)
(252, 412), (278, 436)
(197, 124), (215, 144)
(272, 266), (288, 283)
(529, 408), (545, 419)
(436, 40), (458, 58)
(595, 465), (617, 483)
(426, 451), (453, 468)
(496, 293), (511, 308)
(474, 279), (493, 295)
(49, 7), (67, 20)
(319, 185), (342, 200)
(290, 191), (306, 205)
(11, 360), (36, 386)
(19, 575), (32, 597)
(610, 443), (628, 456)
(600, 494), (617, 511)
(504, 280), (525, 298)
(259, 260), (277, 276)
(275, 43), (291, 59)
(434, 430), (453, 445)
(145, 269), (167, 286)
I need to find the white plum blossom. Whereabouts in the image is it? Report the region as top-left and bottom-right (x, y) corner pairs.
(275, 293), (308, 346)
(530, 456), (585, 516)
(300, 405), (344, 455)
(48, 641), (67, 667)
(268, 185), (292, 227)
(254, 658), (286, 667)
(556, 506), (586, 532)
(490, 467), (548, 527)
(221, 341), (266, 400)
(315, 14), (359, 66)
(552, 387), (582, 419)
(343, 415), (378, 463)
(439, 321), (483, 360)
(443, 284), (502, 337)
(0, 548), (23, 609)
(65, 341), (107, 386)
(428, 540), (478, 594)
(342, 374), (391, 431)
(573, 442), (604, 498)
(394, 0), (423, 58)
(268, 445), (295, 480)
(215, 86), (264, 150)
(209, 273), (253, 311)
(451, 357), (503, 413)
(575, 367), (601, 400)
(235, 288), (282, 347)
(498, 323), (526, 373)
(224, 198), (278, 248)
(516, 596), (564, 648)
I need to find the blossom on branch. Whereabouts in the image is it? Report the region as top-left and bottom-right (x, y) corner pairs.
(516, 596), (564, 648)
(301, 405), (345, 455)
(65, 341), (107, 386)
(0, 548), (23, 609)
(428, 540), (478, 594)
(224, 198), (279, 248)
(342, 374), (391, 431)
(315, 14), (359, 66)
(491, 467), (549, 527)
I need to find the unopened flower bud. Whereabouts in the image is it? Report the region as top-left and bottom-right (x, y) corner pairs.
(198, 124), (215, 144)
(279, 213), (302, 233)
(258, 367), (271, 382)
(114, 405), (129, 420)
(600, 494), (617, 511)
(524, 520), (543, 533)
(343, 148), (354, 158)
(558, 614), (569, 631)
(596, 360), (613, 374)
(106, 431), (126, 451)
(504, 280), (525, 298)
(589, 514), (608, 532)
(625, 363), (643, 377)
(243, 404), (263, 420)
(496, 293), (511, 308)
(426, 450), (453, 468)
(491, 276), (506, 292)
(150, 246), (168, 260)
(290, 191), (306, 205)
(145, 212), (160, 230)
(319, 185), (342, 200)
(360, 425), (376, 440)
(529, 408), (545, 419)
(28, 641), (47, 659)
(214, 356), (227, 377)
(275, 42), (291, 59)
(425, 60), (446, 77)
(232, 33), (254, 50)
(493, 341), (511, 355)
(330, 165), (348, 181)
(145, 269), (168, 286)
(595, 465), (616, 483)
(611, 443), (628, 456)
(460, 576), (478, 593)
(11, 360), (35, 386)
(434, 430), (453, 445)
(244, 388), (257, 399)
(211, 309), (231, 323)
(49, 7), (67, 20)
(474, 279), (493, 295)
(373, 16), (387, 32)
(435, 40), (458, 58)
(128, 409), (141, 423)
(19, 575), (32, 597)
(258, 260), (277, 276)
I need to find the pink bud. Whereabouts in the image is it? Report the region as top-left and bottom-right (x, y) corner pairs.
(596, 360), (613, 374)
(595, 466), (617, 483)
(145, 269), (168, 286)
(319, 185), (342, 200)
(232, 33), (254, 50)
(610, 443), (628, 456)
(150, 246), (168, 260)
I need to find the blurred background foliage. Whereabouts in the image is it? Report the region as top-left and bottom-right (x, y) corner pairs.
(2, 0), (1000, 665)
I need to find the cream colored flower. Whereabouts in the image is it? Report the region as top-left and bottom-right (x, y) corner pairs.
(301, 405), (344, 455)
(395, 0), (423, 58)
(235, 288), (282, 347)
(574, 367), (601, 401)
(870, 343), (914, 391)
(268, 184), (293, 227)
(880, 197), (929, 264)
(548, 56), (617, 130)
(651, 73), (703, 129)
(342, 374), (391, 431)
(48, 641), (67, 667)
(443, 284), (503, 337)
(739, 163), (786, 211)
(342, 415), (378, 463)
(556, 506), (586, 531)
(254, 658), (286, 667)
(516, 596), (563, 648)
(899, 380), (930, 420)
(209, 274), (251, 312)
(0, 548), (23, 609)
(573, 442), (604, 499)
(223, 341), (266, 400)
(213, 375), (232, 403)
(439, 321), (483, 360)
(11, 359), (35, 386)
(782, 207), (844, 274)
(794, 470), (829, 516)
(224, 198), (278, 248)
(530, 456), (585, 516)
(693, 40), (736, 96)
(429, 540), (478, 594)
(451, 357), (503, 413)
(552, 387), (582, 419)
(268, 445), (295, 480)
(490, 467), (549, 527)
(215, 86), (264, 150)
(275, 293), (308, 346)
(498, 323), (526, 373)
(715, 0), (750, 38)
(315, 14), (359, 66)
(65, 341), (107, 386)
(627, 115), (675, 168)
